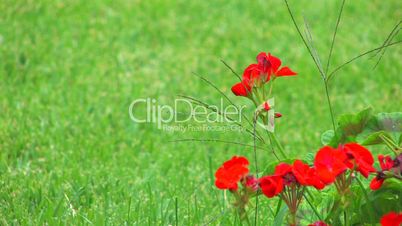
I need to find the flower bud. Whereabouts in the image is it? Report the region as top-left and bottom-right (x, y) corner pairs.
(263, 102), (271, 111)
(275, 112), (282, 118)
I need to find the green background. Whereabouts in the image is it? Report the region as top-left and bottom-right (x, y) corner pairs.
(0, 0), (401, 224)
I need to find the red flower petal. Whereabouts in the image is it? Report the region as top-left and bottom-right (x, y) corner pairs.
(231, 81), (251, 97)
(259, 175), (283, 198)
(276, 66), (297, 76)
(306, 167), (326, 190)
(292, 160), (310, 185)
(370, 177), (384, 190)
(267, 53), (282, 73)
(274, 163), (293, 176)
(380, 212), (402, 226)
(256, 52), (268, 65)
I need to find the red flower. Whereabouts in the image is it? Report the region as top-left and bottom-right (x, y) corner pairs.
(378, 155), (394, 171)
(342, 143), (375, 178)
(314, 146), (348, 184)
(215, 156), (249, 190)
(380, 212), (402, 226)
(231, 52), (296, 97)
(370, 155), (395, 190)
(259, 175), (283, 198)
(256, 52), (297, 77)
(308, 221), (329, 226)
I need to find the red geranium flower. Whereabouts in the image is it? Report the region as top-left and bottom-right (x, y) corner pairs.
(259, 175), (283, 198)
(314, 146), (348, 184)
(380, 212), (402, 226)
(256, 52), (297, 77)
(215, 156), (249, 190)
(370, 155), (394, 190)
(231, 52), (296, 97)
(342, 143), (375, 178)
(308, 221), (329, 226)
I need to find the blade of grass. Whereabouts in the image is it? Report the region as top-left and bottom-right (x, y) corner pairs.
(371, 20), (401, 58)
(373, 26), (401, 69)
(175, 197), (178, 226)
(221, 60), (242, 81)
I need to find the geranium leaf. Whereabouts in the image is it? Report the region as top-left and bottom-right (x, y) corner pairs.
(329, 107), (373, 146)
(357, 112), (402, 146)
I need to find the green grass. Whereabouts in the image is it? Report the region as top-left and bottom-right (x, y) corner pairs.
(0, 0), (401, 224)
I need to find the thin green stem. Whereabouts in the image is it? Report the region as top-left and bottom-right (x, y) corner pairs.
(253, 113), (259, 226)
(327, 40), (402, 81)
(304, 191), (323, 221)
(324, 82), (337, 131)
(380, 134), (399, 155)
(325, 0), (346, 75)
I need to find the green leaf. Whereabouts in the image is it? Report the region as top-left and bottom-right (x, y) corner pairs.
(321, 130), (335, 145)
(329, 107), (373, 146)
(359, 131), (393, 146)
(357, 112), (402, 146)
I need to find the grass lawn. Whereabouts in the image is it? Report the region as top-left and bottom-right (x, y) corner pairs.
(0, 0), (401, 224)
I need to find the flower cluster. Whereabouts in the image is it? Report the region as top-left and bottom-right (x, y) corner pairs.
(231, 52), (296, 97)
(314, 143), (375, 194)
